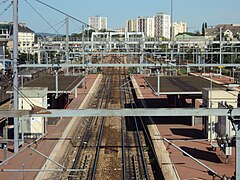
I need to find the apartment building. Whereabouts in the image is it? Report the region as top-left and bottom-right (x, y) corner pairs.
(137, 16), (147, 35)
(88, 16), (107, 31)
(18, 23), (35, 53)
(154, 13), (171, 39)
(126, 17), (155, 38)
(0, 22), (35, 54)
(126, 19), (137, 32)
(172, 22), (187, 36)
(0, 22), (10, 40)
(146, 17), (155, 38)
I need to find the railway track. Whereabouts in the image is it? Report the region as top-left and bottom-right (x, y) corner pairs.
(65, 71), (113, 180)
(121, 68), (152, 180)
(62, 55), (156, 179)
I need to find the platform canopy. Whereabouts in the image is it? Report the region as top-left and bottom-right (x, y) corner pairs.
(23, 75), (84, 93)
(144, 76), (225, 95)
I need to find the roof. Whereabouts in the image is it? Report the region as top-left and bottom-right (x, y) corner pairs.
(5, 23), (35, 34)
(19, 87), (48, 98)
(23, 75), (84, 93)
(18, 24), (34, 33)
(144, 76), (224, 95)
(0, 23), (10, 29)
(175, 34), (206, 41)
(205, 24), (240, 37)
(0, 22), (34, 33)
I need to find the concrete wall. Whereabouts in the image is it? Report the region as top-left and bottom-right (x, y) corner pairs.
(202, 88), (238, 140)
(18, 87), (48, 136)
(148, 124), (180, 180)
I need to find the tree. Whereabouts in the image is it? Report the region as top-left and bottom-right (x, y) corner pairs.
(202, 22), (208, 36)
(177, 32), (203, 36)
(70, 29), (95, 39)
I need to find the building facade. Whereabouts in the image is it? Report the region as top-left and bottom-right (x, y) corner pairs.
(137, 16), (147, 35)
(205, 24), (240, 40)
(172, 22), (187, 36)
(154, 13), (170, 39)
(126, 17), (155, 38)
(0, 22), (35, 54)
(126, 19), (137, 32)
(18, 23), (35, 53)
(146, 17), (155, 38)
(0, 22), (10, 40)
(88, 16), (107, 31)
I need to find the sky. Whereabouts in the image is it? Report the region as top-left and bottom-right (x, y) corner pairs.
(1, 0), (240, 34)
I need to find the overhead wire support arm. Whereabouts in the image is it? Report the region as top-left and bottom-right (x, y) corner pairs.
(24, 0), (60, 35)
(33, 0), (97, 31)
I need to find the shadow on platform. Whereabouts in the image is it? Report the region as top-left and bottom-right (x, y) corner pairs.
(180, 146), (222, 163)
(170, 128), (205, 139)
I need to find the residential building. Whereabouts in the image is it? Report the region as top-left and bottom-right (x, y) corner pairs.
(137, 16), (147, 35)
(0, 22), (11, 40)
(127, 16), (155, 38)
(172, 22), (187, 36)
(0, 22), (35, 54)
(0, 22), (10, 59)
(126, 19), (137, 32)
(205, 24), (240, 40)
(111, 27), (125, 33)
(154, 13), (170, 39)
(146, 17), (155, 38)
(88, 16), (107, 31)
(17, 23), (35, 53)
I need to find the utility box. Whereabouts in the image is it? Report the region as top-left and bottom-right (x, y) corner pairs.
(202, 88), (238, 140)
(18, 87), (48, 138)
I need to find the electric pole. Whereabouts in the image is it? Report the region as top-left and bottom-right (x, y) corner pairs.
(13, 0), (19, 153)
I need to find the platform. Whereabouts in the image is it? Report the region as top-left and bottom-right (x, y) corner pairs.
(0, 74), (100, 179)
(23, 75), (84, 93)
(144, 76), (224, 95)
(131, 74), (236, 179)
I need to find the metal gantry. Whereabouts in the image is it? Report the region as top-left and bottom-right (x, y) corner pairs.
(3, 0), (240, 179)
(17, 63), (240, 69)
(3, 108), (240, 118)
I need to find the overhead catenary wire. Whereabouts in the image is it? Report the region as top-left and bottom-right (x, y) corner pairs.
(24, 0), (60, 35)
(0, 0), (10, 6)
(56, 20), (66, 32)
(70, 18), (83, 35)
(1, 75), (35, 108)
(33, 0), (98, 31)
(0, 1), (12, 18)
(32, 0), (145, 53)
(40, 19), (66, 34)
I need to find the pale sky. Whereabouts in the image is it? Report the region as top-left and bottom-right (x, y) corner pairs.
(1, 0), (240, 33)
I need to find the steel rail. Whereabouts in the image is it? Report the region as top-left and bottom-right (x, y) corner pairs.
(121, 67), (127, 180)
(139, 98), (180, 179)
(68, 75), (109, 179)
(125, 75), (150, 180)
(91, 68), (113, 180)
